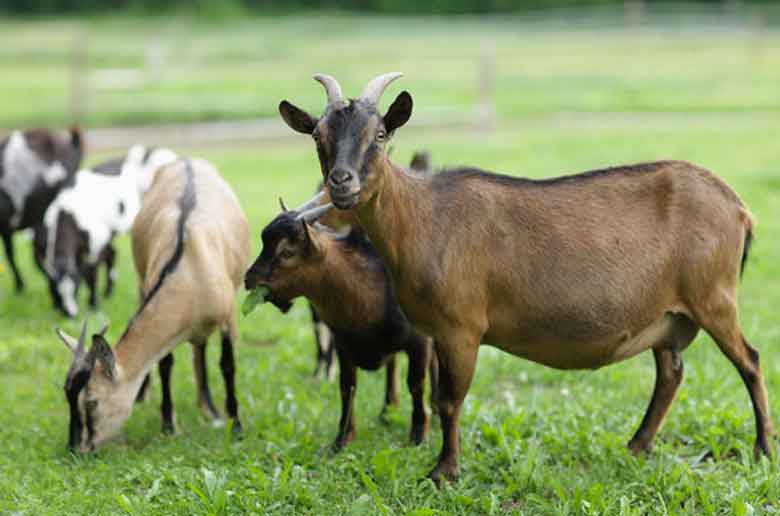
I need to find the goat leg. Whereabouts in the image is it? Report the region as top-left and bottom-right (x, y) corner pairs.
(406, 338), (430, 445)
(159, 353), (176, 434)
(428, 333), (479, 485)
(628, 348), (685, 454)
(103, 244), (116, 298)
(2, 231), (24, 292)
(220, 328), (242, 435)
(379, 354), (400, 423)
(333, 348), (357, 451)
(84, 264), (98, 308)
(192, 339), (221, 423)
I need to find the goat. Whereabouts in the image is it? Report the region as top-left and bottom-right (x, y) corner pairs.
(309, 149), (434, 382)
(37, 145), (178, 317)
(278, 73), (770, 482)
(245, 200), (437, 450)
(0, 127), (82, 291)
(55, 158), (250, 451)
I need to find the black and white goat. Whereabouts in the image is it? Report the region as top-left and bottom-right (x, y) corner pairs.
(37, 145), (178, 317)
(0, 127), (82, 292)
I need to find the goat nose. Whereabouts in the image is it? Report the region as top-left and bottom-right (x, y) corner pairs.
(330, 168), (352, 186)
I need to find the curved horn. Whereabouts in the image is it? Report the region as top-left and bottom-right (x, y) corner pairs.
(313, 74), (344, 106)
(360, 72), (403, 105)
(279, 197), (289, 212)
(293, 190), (325, 213)
(297, 203), (334, 223)
(56, 318), (89, 355)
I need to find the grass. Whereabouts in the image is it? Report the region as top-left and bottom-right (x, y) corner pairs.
(1, 10), (780, 516)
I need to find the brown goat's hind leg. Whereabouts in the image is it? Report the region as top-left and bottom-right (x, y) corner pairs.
(379, 354), (401, 422)
(628, 348), (684, 454)
(428, 340), (439, 415)
(428, 334), (479, 484)
(714, 333), (772, 458)
(698, 302), (773, 458)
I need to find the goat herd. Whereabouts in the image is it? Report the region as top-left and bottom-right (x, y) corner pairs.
(0, 73), (770, 483)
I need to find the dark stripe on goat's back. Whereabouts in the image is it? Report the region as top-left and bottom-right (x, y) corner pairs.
(138, 160), (196, 310)
(432, 161), (673, 191)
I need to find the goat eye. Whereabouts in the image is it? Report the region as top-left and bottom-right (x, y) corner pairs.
(279, 250), (294, 260)
(376, 130), (386, 142)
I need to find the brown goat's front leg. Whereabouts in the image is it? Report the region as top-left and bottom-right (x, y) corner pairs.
(219, 330), (242, 434)
(379, 354), (400, 422)
(406, 339), (431, 445)
(429, 334), (479, 484)
(628, 348), (684, 454)
(333, 349), (357, 451)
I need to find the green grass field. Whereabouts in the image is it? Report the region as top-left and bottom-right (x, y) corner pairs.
(2, 11), (780, 516)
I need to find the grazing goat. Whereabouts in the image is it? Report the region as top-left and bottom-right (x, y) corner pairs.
(245, 201), (437, 450)
(38, 145), (178, 317)
(0, 127), (82, 291)
(278, 73), (770, 482)
(55, 158), (250, 451)
(309, 149), (434, 381)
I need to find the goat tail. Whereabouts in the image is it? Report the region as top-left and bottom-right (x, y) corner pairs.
(739, 208), (754, 279)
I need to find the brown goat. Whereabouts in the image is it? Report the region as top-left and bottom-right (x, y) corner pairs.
(309, 150), (434, 383)
(278, 73), (770, 482)
(245, 202), (437, 450)
(55, 159), (250, 451)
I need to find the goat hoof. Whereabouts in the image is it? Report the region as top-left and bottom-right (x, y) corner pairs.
(230, 419), (244, 436)
(409, 424), (429, 446)
(427, 461), (459, 487)
(754, 440), (772, 461)
(627, 439), (652, 456)
(161, 422), (176, 435)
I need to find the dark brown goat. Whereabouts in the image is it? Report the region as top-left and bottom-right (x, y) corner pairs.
(0, 127), (82, 291)
(245, 203), (437, 450)
(278, 73), (770, 482)
(309, 150), (433, 382)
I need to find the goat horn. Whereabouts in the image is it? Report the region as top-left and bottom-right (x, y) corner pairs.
(279, 197), (289, 212)
(297, 203), (334, 223)
(77, 317), (89, 353)
(293, 190), (325, 213)
(360, 72), (403, 105)
(55, 328), (79, 354)
(313, 74), (344, 106)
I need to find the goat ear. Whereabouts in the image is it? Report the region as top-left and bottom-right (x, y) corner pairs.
(383, 91), (413, 135)
(279, 101), (317, 135)
(301, 220), (323, 256)
(89, 334), (117, 381)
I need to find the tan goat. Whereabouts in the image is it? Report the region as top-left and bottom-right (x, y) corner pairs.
(278, 73), (770, 483)
(56, 158), (250, 451)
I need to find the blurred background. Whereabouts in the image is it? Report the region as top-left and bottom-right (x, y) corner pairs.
(1, 0), (779, 152)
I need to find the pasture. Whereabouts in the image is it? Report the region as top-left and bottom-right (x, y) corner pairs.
(2, 10), (780, 515)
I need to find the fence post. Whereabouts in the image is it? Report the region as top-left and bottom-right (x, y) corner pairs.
(70, 31), (88, 125)
(477, 42), (496, 134)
